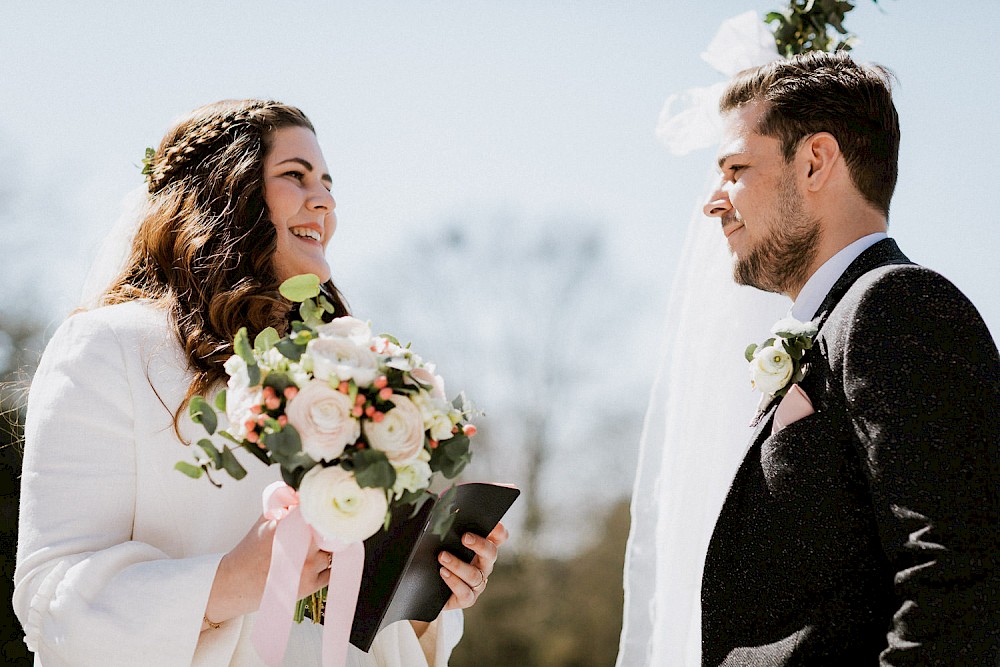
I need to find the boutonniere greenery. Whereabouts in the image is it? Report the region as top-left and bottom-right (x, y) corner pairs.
(745, 316), (818, 403)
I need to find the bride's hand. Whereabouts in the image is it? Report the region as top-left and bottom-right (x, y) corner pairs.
(204, 515), (332, 626)
(438, 522), (508, 610)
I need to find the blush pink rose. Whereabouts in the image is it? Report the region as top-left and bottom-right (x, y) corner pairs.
(362, 394), (425, 463)
(285, 380), (360, 462)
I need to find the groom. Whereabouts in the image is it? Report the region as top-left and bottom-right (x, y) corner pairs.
(699, 51), (999, 665)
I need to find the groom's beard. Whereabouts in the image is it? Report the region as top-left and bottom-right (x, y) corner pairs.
(732, 175), (820, 296)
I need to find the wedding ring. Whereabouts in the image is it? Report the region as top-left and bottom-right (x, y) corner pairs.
(472, 567), (487, 591)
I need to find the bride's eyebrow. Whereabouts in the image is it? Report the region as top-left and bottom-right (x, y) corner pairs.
(274, 157), (332, 186)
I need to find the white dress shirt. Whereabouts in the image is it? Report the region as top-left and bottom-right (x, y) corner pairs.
(791, 232), (888, 322)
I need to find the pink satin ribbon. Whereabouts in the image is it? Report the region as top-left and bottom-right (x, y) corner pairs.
(252, 481), (365, 667)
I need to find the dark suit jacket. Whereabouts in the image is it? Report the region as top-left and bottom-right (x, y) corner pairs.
(701, 239), (1000, 666)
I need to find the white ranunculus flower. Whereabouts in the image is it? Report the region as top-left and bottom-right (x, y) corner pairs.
(390, 458), (432, 500)
(316, 316), (372, 345)
(287, 362), (311, 388)
(363, 394), (425, 463)
(385, 354), (414, 372)
(307, 337), (379, 387)
(298, 465), (388, 544)
(224, 355), (261, 440)
(407, 367), (447, 400)
(261, 347), (286, 372)
(285, 380), (360, 462)
(409, 390), (454, 441)
(770, 316), (818, 339)
(749, 344), (793, 396)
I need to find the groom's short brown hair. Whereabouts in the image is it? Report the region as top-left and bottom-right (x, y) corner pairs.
(720, 50), (899, 217)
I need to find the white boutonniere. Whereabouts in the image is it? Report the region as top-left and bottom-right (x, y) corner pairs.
(745, 316), (818, 412)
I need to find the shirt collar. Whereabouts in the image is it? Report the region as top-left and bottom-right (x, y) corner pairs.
(790, 232), (888, 322)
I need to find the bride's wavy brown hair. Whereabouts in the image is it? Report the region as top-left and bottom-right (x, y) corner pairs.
(101, 99), (348, 429)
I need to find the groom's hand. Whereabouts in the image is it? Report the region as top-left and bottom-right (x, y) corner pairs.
(439, 522), (509, 610)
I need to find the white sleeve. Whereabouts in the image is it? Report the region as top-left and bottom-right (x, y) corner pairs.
(364, 610), (463, 667)
(13, 312), (224, 667)
(431, 610), (464, 667)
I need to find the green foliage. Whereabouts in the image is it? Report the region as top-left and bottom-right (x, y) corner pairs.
(429, 486), (459, 536)
(213, 389), (227, 412)
(263, 425), (310, 470)
(298, 298), (327, 329)
(188, 395), (217, 435)
(767, 0), (880, 57)
(352, 449), (396, 488)
(233, 328), (261, 385)
(429, 433), (471, 478)
(254, 327), (280, 355)
(275, 337), (304, 362)
(195, 438), (222, 468)
(279, 273), (321, 302)
(220, 445), (247, 480)
(174, 461), (203, 479)
(140, 147), (155, 178)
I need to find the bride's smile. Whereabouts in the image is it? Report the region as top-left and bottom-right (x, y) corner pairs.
(264, 125), (337, 282)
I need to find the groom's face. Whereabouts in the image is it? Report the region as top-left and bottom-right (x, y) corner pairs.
(704, 102), (819, 296)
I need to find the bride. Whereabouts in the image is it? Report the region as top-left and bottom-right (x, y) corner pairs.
(14, 99), (505, 666)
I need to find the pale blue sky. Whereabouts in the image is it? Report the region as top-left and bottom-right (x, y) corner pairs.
(3, 2), (998, 334)
(3, 1), (998, 553)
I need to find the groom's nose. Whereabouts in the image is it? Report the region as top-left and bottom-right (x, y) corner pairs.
(703, 186), (732, 218)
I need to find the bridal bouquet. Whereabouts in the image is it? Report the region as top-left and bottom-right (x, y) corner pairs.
(176, 273), (477, 547)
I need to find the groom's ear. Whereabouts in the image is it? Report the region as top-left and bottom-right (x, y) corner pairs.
(799, 132), (840, 193)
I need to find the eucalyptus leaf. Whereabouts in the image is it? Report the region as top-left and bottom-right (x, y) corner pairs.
(196, 438), (223, 468)
(745, 343), (758, 362)
(352, 449), (396, 488)
(406, 492), (434, 519)
(273, 449), (316, 472)
(242, 440), (271, 465)
(189, 395), (217, 435)
(234, 328), (254, 365)
(264, 425), (303, 458)
(430, 486), (459, 538)
(175, 461), (204, 479)
(318, 295), (336, 314)
(214, 389), (228, 412)
(299, 299), (324, 326)
(219, 430), (242, 445)
(281, 465), (307, 490)
(246, 363), (261, 387)
(254, 327), (280, 354)
(220, 446), (247, 480)
(275, 338), (304, 362)
(279, 274), (321, 302)
(430, 434), (472, 478)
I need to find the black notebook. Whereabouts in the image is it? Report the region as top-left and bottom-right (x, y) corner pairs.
(350, 482), (520, 651)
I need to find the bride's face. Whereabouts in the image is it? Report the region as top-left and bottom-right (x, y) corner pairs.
(263, 126), (337, 283)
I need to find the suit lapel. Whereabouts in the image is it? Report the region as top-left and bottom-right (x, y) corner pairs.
(704, 238), (913, 602)
(811, 238), (911, 331)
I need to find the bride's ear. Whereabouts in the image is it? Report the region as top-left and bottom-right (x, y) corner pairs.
(799, 132), (840, 193)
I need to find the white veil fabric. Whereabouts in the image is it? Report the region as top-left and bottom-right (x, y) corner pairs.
(78, 186), (150, 310)
(617, 13), (786, 666)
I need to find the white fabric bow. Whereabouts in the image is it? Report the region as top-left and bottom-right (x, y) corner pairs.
(655, 11), (780, 156)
